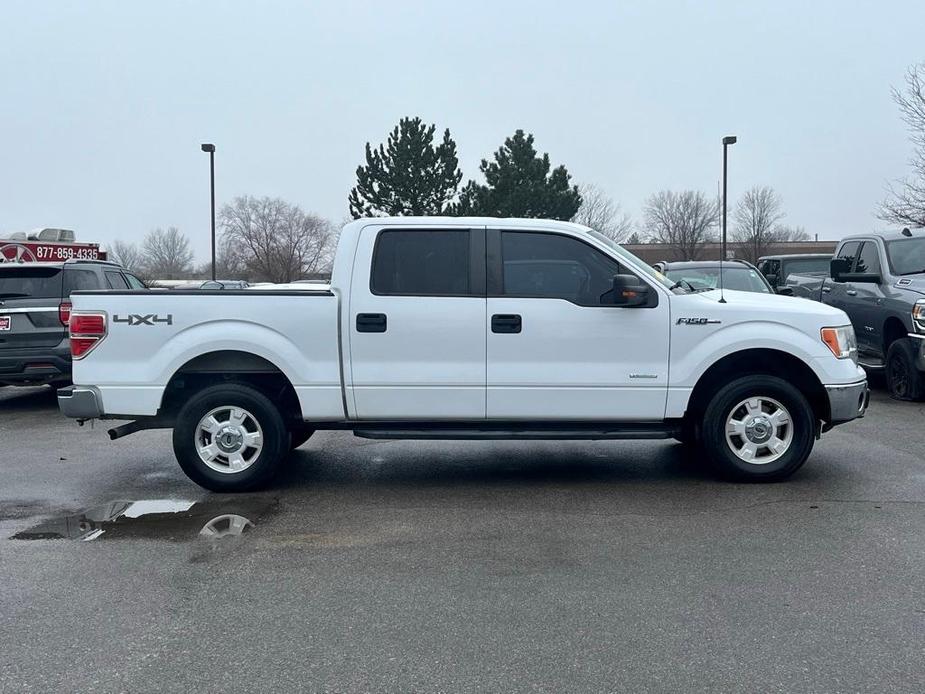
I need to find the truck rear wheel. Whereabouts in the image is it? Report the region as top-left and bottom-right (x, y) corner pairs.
(172, 383), (288, 492)
(701, 375), (815, 481)
(886, 338), (925, 401)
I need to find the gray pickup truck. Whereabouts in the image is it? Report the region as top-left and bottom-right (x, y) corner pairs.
(785, 229), (925, 400)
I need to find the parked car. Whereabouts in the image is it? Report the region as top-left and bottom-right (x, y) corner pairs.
(0, 259), (145, 387)
(657, 260), (774, 294)
(58, 217), (867, 491)
(784, 229), (925, 400)
(757, 254), (832, 294)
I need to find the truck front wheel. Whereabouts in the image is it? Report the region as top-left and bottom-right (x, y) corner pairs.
(886, 338), (925, 401)
(701, 375), (815, 481)
(172, 383), (288, 492)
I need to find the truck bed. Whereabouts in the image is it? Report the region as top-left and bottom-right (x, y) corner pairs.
(69, 289), (344, 420)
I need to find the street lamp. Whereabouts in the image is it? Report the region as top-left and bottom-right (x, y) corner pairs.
(721, 135), (737, 261)
(200, 143), (216, 280)
(720, 135), (737, 304)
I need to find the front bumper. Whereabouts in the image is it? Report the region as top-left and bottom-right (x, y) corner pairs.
(909, 333), (925, 372)
(57, 385), (104, 420)
(825, 379), (869, 425)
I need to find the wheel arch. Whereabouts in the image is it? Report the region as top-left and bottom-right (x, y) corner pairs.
(158, 349), (303, 424)
(686, 348), (829, 424)
(882, 316), (908, 355)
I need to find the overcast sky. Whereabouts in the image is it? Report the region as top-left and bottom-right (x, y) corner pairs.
(2, 1), (924, 259)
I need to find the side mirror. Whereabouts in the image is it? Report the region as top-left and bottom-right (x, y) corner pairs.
(765, 273), (779, 287)
(611, 274), (650, 307)
(830, 257), (850, 282)
(847, 272), (881, 284)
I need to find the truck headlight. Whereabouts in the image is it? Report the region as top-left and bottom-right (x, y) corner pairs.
(913, 300), (925, 332)
(821, 326), (857, 362)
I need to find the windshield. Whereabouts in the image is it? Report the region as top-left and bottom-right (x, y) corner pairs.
(587, 231), (677, 291)
(665, 266), (772, 294)
(886, 237), (925, 275)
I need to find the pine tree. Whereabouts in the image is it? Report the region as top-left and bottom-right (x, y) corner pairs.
(348, 117), (462, 218)
(453, 130), (582, 220)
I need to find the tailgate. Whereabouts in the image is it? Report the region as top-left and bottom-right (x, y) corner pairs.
(0, 266), (66, 349)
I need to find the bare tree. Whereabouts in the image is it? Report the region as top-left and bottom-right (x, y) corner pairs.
(220, 196), (335, 283)
(773, 225), (811, 243)
(571, 184), (633, 241)
(109, 240), (144, 275)
(142, 227), (194, 279)
(880, 62), (925, 228)
(731, 186), (787, 262)
(642, 190), (718, 260)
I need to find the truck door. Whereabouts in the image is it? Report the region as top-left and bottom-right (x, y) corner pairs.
(824, 241), (860, 313)
(850, 240), (887, 360)
(485, 229), (669, 420)
(347, 225), (487, 419)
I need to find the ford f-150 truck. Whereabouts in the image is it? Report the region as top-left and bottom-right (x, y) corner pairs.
(783, 229), (925, 400)
(58, 217), (868, 491)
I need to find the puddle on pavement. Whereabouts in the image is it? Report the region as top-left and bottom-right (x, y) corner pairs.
(9, 497), (277, 543)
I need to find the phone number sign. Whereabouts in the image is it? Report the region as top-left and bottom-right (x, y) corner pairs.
(0, 242), (104, 263)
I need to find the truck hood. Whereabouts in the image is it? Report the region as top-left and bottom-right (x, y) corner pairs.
(687, 288), (849, 322)
(892, 273), (925, 296)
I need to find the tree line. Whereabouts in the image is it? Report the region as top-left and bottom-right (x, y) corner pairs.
(113, 59), (925, 281)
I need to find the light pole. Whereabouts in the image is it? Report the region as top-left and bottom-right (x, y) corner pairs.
(721, 135), (737, 262)
(200, 143), (216, 280)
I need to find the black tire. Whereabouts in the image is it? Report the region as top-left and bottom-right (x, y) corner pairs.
(886, 338), (925, 402)
(172, 383), (288, 492)
(701, 375), (815, 482)
(289, 425), (315, 451)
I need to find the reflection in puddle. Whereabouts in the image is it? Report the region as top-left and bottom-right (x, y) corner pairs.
(10, 498), (276, 542)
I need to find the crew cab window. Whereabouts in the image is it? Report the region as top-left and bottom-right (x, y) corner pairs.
(855, 242), (881, 275)
(500, 231), (621, 306)
(371, 230), (470, 295)
(63, 269), (102, 293)
(105, 271), (129, 289)
(836, 242), (861, 272)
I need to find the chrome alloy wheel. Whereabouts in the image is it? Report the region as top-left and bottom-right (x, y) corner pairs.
(724, 396), (793, 464)
(195, 406), (264, 474)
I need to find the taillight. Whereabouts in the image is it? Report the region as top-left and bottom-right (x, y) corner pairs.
(59, 301), (72, 326)
(69, 312), (107, 359)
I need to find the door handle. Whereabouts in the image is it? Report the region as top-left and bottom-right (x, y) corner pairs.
(491, 314), (522, 334)
(846, 289), (857, 296)
(356, 313), (387, 333)
(821, 286), (831, 293)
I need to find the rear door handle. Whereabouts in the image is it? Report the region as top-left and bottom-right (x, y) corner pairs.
(821, 286), (831, 293)
(491, 314), (522, 334)
(846, 289), (857, 296)
(356, 313), (387, 333)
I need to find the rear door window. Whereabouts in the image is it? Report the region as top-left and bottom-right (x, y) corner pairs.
(105, 271), (130, 289)
(371, 230), (471, 296)
(124, 274), (147, 289)
(63, 268), (102, 294)
(0, 266), (63, 299)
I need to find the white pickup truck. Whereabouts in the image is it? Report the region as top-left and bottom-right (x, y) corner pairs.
(58, 217), (868, 491)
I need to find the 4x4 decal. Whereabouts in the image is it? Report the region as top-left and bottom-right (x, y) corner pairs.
(113, 313), (173, 326)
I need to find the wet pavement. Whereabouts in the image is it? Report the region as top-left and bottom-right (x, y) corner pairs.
(1, 385), (924, 692)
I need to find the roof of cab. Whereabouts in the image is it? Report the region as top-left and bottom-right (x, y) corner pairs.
(341, 216), (592, 235)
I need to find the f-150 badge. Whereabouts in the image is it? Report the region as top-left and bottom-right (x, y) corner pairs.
(113, 314), (173, 326)
(676, 318), (721, 325)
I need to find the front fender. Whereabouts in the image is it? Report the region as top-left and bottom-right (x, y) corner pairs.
(671, 321), (833, 389)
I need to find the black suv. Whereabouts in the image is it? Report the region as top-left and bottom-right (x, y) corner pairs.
(0, 259), (146, 388)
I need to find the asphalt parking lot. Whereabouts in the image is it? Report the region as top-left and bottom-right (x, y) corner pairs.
(1, 385), (923, 693)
